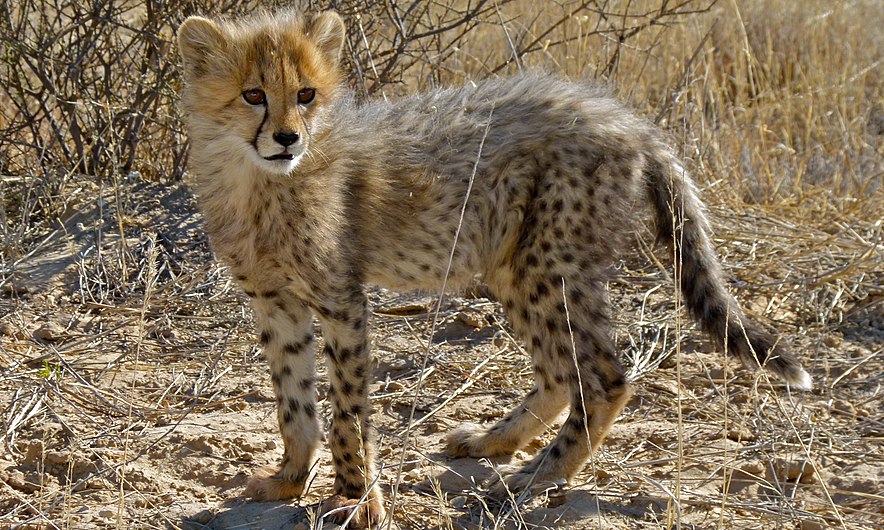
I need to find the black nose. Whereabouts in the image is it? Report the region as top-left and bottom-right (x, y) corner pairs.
(273, 131), (299, 147)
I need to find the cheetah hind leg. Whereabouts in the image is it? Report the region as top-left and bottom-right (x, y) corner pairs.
(487, 383), (634, 501)
(445, 384), (569, 459)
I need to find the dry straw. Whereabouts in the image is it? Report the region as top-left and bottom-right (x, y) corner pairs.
(1, 1), (881, 529)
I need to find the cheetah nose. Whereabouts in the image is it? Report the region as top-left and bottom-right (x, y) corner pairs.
(273, 131), (300, 147)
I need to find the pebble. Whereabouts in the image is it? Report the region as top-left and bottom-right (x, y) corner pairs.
(33, 322), (66, 342)
(774, 458), (817, 484)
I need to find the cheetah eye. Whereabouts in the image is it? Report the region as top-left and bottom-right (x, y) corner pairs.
(297, 87), (316, 105)
(242, 88), (266, 105)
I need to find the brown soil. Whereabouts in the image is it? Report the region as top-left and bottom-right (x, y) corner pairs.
(0, 179), (881, 529)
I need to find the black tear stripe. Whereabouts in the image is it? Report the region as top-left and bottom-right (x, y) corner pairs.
(251, 105), (268, 151)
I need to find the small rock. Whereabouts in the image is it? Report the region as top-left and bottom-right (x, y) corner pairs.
(384, 381), (406, 392)
(741, 461), (764, 475)
(800, 519), (826, 530)
(594, 468), (613, 480)
(188, 509), (215, 524)
(450, 496), (467, 509)
(3, 469), (35, 493)
(0, 321), (26, 339)
(23, 440), (44, 464)
(831, 399), (857, 421)
(457, 311), (484, 329)
(726, 427), (755, 442)
(822, 335), (841, 348)
(773, 458), (817, 484)
(33, 322), (66, 342)
(97, 509), (115, 519)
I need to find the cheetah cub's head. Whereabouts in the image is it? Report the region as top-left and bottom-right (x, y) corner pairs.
(178, 11), (345, 175)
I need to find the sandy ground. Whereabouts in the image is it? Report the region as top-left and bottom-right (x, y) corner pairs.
(0, 179), (881, 529)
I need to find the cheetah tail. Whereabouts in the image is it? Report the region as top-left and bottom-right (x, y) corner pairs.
(644, 144), (812, 391)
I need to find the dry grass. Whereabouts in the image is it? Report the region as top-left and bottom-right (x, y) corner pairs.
(0, 0), (881, 529)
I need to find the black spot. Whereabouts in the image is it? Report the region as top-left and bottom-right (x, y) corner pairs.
(281, 365), (292, 376)
(259, 330), (272, 345)
(338, 348), (353, 363)
(299, 378), (313, 390)
(288, 398), (300, 413)
(549, 445), (562, 458)
(323, 344), (337, 362)
(245, 290), (257, 298)
(552, 199), (563, 212)
(271, 373), (281, 387)
(283, 341), (305, 355)
(236, 274), (247, 281)
(342, 382), (354, 395)
(283, 410), (293, 423)
(304, 404), (315, 418)
(261, 290), (279, 298)
(606, 375), (626, 391)
(569, 288), (584, 304)
(562, 252), (574, 263)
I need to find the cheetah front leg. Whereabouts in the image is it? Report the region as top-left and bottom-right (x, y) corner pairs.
(314, 291), (385, 528)
(243, 292), (321, 501)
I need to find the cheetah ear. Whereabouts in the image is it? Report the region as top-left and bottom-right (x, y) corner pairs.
(308, 11), (345, 66)
(178, 16), (226, 77)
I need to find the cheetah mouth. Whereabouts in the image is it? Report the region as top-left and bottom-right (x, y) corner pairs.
(265, 152), (294, 161)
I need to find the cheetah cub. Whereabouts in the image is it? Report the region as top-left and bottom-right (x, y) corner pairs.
(178, 9), (811, 528)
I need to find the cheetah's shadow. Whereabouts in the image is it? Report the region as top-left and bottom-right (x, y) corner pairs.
(415, 454), (653, 529)
(179, 500), (303, 529)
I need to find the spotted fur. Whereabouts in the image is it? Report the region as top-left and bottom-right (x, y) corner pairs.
(178, 9), (811, 528)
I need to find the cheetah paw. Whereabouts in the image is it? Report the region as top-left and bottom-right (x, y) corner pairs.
(243, 466), (305, 501)
(444, 422), (486, 457)
(319, 494), (386, 529)
(445, 422), (516, 458)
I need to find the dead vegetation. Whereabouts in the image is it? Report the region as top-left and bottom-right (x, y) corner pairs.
(0, 0), (881, 529)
